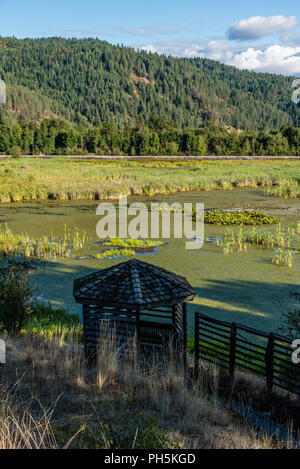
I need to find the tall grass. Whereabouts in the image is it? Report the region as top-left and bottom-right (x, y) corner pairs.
(0, 158), (300, 202)
(266, 184), (300, 199)
(0, 224), (90, 262)
(218, 223), (300, 268)
(272, 249), (294, 268)
(219, 223), (299, 253)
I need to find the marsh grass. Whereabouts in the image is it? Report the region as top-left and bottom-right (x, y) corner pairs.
(218, 223), (300, 261)
(272, 249), (294, 268)
(0, 158), (300, 202)
(266, 184), (300, 199)
(0, 224), (91, 262)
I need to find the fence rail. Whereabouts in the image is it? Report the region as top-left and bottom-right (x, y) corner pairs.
(194, 312), (300, 395)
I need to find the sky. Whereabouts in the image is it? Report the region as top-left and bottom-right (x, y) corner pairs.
(0, 0), (300, 75)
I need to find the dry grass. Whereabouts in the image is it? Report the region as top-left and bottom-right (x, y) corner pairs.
(0, 332), (289, 449)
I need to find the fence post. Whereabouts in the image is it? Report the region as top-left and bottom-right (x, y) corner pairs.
(194, 313), (199, 380)
(135, 309), (140, 359)
(182, 303), (187, 372)
(229, 323), (237, 379)
(266, 333), (275, 394)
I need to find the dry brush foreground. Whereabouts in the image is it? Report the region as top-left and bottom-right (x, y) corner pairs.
(0, 332), (291, 450)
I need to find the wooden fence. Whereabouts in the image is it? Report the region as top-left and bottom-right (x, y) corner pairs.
(194, 312), (300, 395)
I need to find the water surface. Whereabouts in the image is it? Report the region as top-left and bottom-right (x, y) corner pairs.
(1, 188), (299, 335)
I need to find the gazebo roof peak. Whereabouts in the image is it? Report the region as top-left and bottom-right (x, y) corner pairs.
(73, 259), (195, 308)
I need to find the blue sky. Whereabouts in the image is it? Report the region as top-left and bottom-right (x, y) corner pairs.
(1, 0), (300, 74)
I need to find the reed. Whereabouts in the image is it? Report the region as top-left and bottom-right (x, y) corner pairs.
(0, 224), (91, 263)
(0, 158), (300, 203)
(219, 223), (300, 266)
(220, 224), (296, 251)
(272, 249), (294, 268)
(266, 184), (300, 199)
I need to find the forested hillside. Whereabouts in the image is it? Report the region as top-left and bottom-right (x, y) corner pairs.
(0, 83), (85, 123)
(0, 37), (299, 130)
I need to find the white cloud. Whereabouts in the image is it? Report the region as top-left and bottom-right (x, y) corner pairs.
(139, 15), (300, 75)
(228, 45), (300, 74)
(228, 15), (298, 41)
(141, 44), (157, 54)
(141, 39), (233, 61)
(140, 40), (300, 75)
(141, 40), (203, 57)
(205, 41), (233, 61)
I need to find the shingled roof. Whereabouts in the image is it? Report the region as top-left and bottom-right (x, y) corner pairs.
(73, 259), (195, 308)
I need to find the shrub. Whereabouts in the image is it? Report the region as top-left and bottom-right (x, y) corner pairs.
(10, 146), (22, 158)
(0, 265), (37, 335)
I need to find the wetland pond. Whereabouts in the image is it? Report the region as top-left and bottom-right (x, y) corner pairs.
(1, 187), (299, 336)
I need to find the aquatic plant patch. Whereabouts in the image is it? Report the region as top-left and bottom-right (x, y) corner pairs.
(202, 209), (279, 226)
(0, 224), (91, 262)
(96, 248), (136, 260)
(218, 223), (300, 268)
(96, 238), (165, 260)
(102, 238), (164, 252)
(219, 225), (294, 252)
(272, 249), (294, 268)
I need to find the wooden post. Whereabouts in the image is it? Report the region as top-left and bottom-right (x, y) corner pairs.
(82, 305), (89, 362)
(171, 304), (180, 359)
(135, 309), (140, 359)
(229, 323), (237, 379)
(194, 313), (199, 380)
(266, 333), (275, 395)
(182, 302), (187, 371)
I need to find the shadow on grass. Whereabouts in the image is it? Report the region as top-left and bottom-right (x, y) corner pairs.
(188, 278), (300, 335)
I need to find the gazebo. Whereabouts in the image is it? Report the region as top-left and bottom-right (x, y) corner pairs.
(73, 259), (195, 363)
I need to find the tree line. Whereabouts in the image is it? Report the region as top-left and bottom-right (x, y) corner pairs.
(1, 116), (300, 156)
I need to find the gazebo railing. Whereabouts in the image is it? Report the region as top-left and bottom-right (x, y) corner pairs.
(194, 312), (300, 395)
(83, 304), (180, 352)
